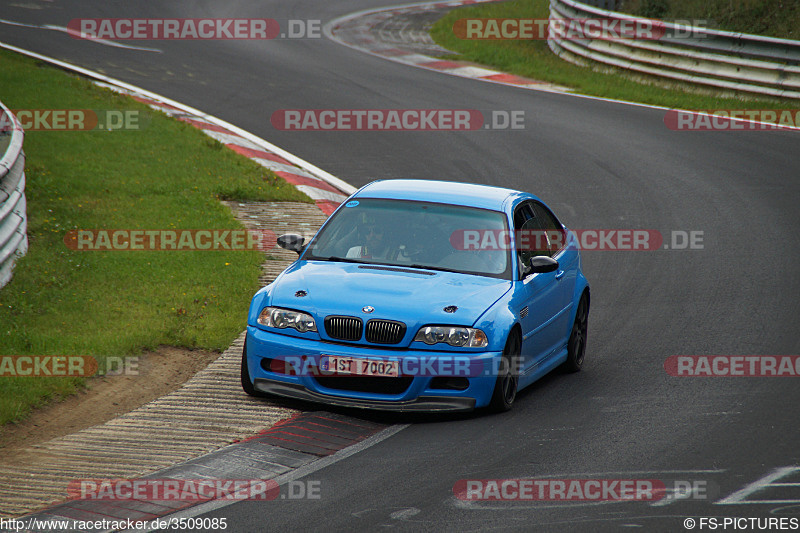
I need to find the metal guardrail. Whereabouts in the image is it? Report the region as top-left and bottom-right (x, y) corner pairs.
(548, 0), (800, 100)
(0, 101), (27, 289)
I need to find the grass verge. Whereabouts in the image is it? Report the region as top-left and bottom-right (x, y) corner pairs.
(617, 0), (800, 40)
(430, 0), (798, 110)
(0, 48), (310, 428)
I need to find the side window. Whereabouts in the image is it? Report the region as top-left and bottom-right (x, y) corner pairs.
(532, 202), (566, 256)
(513, 203), (547, 276)
(513, 203), (533, 230)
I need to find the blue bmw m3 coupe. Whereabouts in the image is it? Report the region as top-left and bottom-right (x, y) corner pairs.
(242, 179), (589, 412)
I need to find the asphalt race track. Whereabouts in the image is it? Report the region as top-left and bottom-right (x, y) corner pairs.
(2, 0), (799, 531)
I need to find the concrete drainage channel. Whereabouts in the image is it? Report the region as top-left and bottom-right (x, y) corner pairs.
(0, 43), (412, 530)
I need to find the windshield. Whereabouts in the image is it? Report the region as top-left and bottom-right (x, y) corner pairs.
(304, 198), (512, 279)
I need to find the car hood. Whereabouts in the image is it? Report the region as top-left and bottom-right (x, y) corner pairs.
(270, 260), (511, 331)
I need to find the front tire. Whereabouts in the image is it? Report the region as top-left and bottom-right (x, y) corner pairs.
(489, 330), (521, 412)
(562, 294), (589, 373)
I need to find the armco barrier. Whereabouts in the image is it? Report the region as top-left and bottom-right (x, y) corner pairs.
(0, 101), (27, 289)
(549, 0), (800, 100)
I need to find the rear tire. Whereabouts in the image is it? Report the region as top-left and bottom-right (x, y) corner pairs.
(562, 294), (589, 373)
(489, 330), (521, 412)
(241, 339), (268, 397)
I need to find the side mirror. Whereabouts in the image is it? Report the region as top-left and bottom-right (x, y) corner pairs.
(527, 256), (558, 276)
(277, 234), (305, 255)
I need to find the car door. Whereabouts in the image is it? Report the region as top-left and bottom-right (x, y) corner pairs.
(509, 202), (564, 374)
(531, 201), (578, 349)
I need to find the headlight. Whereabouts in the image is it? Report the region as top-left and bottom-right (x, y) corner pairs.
(413, 326), (488, 348)
(258, 307), (317, 333)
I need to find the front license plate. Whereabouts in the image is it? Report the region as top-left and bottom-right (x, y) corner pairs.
(321, 356), (399, 377)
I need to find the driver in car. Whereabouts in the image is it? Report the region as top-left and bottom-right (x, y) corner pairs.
(347, 221), (391, 260)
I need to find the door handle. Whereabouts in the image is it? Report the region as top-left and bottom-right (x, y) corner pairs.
(555, 270), (565, 280)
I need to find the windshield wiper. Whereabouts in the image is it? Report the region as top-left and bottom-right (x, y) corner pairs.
(312, 256), (368, 264)
(310, 257), (463, 274)
(406, 264), (462, 274)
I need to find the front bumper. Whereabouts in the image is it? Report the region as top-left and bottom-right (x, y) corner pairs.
(254, 379), (476, 412)
(245, 325), (502, 411)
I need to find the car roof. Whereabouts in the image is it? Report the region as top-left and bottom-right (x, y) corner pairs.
(353, 179), (535, 211)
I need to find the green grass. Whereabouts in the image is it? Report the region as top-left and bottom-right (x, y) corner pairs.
(618, 0), (800, 40)
(0, 48), (311, 428)
(431, 0), (799, 110)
